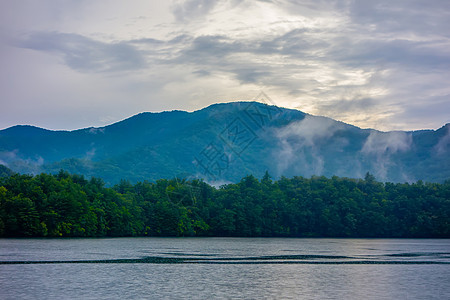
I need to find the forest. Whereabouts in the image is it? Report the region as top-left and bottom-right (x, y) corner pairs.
(0, 170), (449, 238)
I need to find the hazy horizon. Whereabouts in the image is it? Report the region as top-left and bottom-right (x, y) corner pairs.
(1, 99), (449, 133)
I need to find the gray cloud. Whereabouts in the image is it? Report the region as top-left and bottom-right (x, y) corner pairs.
(255, 28), (327, 56)
(317, 98), (377, 113)
(281, 0), (346, 17)
(176, 35), (244, 64)
(161, 22), (449, 131)
(349, 0), (450, 37)
(17, 32), (146, 73)
(1, 0), (449, 131)
(332, 39), (450, 71)
(171, 0), (221, 22)
(175, 28), (328, 63)
(232, 67), (271, 84)
(391, 95), (450, 130)
(129, 37), (165, 45)
(192, 69), (211, 77)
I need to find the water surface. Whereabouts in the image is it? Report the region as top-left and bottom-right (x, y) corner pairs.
(1, 238), (449, 299)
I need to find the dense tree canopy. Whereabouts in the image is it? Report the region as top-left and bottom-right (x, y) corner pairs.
(0, 171), (449, 237)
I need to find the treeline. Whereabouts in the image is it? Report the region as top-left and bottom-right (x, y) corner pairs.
(0, 171), (449, 238)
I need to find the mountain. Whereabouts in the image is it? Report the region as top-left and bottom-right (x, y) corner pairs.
(0, 102), (449, 184)
(0, 164), (15, 178)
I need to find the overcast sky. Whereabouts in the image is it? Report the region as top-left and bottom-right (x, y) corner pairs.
(1, 0), (449, 131)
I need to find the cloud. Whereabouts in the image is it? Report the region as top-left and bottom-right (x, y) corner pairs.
(85, 147), (96, 160)
(0, 150), (19, 167)
(162, 23), (445, 130)
(192, 69), (211, 77)
(88, 127), (105, 135)
(174, 35), (244, 64)
(277, 115), (342, 146)
(1, 0), (449, 131)
(349, 0), (450, 37)
(314, 98), (377, 116)
(333, 39), (450, 71)
(0, 150), (44, 174)
(362, 131), (412, 155)
(171, 0), (221, 22)
(233, 67), (271, 84)
(361, 130), (413, 180)
(390, 94), (450, 130)
(202, 178), (233, 188)
(434, 124), (450, 155)
(16, 32), (146, 73)
(274, 115), (345, 176)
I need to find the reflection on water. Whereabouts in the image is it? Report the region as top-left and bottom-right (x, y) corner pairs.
(0, 238), (449, 299)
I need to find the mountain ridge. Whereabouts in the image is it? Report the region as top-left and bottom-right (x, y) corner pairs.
(1, 101), (449, 184)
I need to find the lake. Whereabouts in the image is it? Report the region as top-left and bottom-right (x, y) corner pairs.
(0, 238), (449, 299)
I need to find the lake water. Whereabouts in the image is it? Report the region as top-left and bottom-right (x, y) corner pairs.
(0, 238), (449, 299)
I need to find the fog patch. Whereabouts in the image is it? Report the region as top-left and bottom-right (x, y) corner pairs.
(0, 150), (19, 163)
(88, 127), (105, 135)
(361, 131), (412, 180)
(205, 179), (232, 189)
(434, 125), (450, 155)
(85, 147), (96, 160)
(0, 150), (44, 174)
(274, 116), (344, 177)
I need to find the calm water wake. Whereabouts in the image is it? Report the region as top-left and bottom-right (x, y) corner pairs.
(0, 238), (449, 299)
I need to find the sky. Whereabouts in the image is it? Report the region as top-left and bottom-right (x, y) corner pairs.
(0, 0), (449, 131)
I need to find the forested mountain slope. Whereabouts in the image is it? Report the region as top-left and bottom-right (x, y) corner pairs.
(1, 102), (449, 184)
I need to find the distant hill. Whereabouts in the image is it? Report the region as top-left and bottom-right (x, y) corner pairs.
(0, 165), (15, 178)
(0, 102), (449, 184)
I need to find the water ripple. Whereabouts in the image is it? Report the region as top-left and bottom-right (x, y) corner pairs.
(1, 254), (449, 265)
